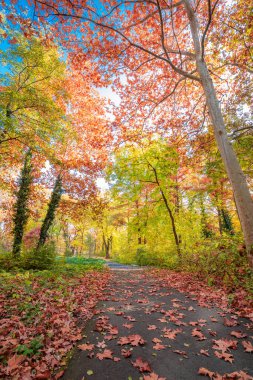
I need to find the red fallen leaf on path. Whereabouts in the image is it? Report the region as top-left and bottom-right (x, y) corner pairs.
(226, 370), (253, 379)
(78, 343), (94, 351)
(109, 326), (119, 335)
(115, 311), (124, 315)
(132, 357), (152, 373)
(189, 321), (199, 326)
(191, 328), (206, 341)
(121, 349), (132, 358)
(118, 334), (145, 346)
(123, 323), (133, 329)
(130, 334), (146, 346)
(118, 336), (131, 345)
(198, 368), (252, 379)
(223, 318), (238, 327)
(87, 352), (94, 358)
(153, 343), (166, 350)
(242, 340), (253, 353)
(148, 325), (157, 330)
(173, 350), (188, 358)
(96, 349), (113, 360)
(152, 338), (162, 343)
(230, 331), (247, 339)
(104, 335), (114, 340)
(212, 339), (237, 352)
(6, 354), (25, 374)
(163, 328), (182, 339)
(158, 318), (167, 323)
(200, 349), (210, 357)
(214, 351), (234, 363)
(143, 372), (166, 380)
(198, 367), (217, 378)
(113, 357), (121, 362)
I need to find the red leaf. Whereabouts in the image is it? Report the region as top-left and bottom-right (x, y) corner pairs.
(163, 328), (182, 340)
(212, 339), (237, 352)
(230, 331), (247, 339)
(78, 343), (94, 351)
(242, 340), (253, 353)
(214, 351), (234, 363)
(143, 373), (166, 380)
(200, 349), (210, 357)
(132, 357), (152, 373)
(96, 349), (113, 360)
(121, 349), (132, 358)
(6, 354), (25, 374)
(191, 328), (206, 341)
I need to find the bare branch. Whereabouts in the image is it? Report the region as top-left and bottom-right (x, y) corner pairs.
(201, 0), (219, 59)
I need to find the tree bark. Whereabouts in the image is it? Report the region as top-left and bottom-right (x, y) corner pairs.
(184, 0), (253, 267)
(151, 165), (182, 260)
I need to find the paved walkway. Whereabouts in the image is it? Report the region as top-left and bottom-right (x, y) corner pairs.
(105, 262), (143, 270)
(62, 270), (253, 380)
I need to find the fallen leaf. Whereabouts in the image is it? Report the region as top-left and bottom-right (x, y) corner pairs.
(214, 351), (234, 363)
(191, 328), (206, 341)
(242, 341), (253, 353)
(78, 343), (94, 351)
(131, 357), (152, 373)
(96, 349), (113, 360)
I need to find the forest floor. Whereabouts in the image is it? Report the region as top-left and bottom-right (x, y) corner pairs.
(62, 268), (253, 380)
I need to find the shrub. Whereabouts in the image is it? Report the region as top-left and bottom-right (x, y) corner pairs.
(22, 242), (56, 270)
(0, 252), (20, 271)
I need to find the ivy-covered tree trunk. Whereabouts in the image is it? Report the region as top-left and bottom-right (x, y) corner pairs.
(12, 149), (33, 257)
(37, 174), (62, 249)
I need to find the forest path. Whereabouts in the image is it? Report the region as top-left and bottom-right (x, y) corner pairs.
(62, 270), (253, 380)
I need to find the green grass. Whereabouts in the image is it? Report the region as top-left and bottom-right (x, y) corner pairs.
(58, 256), (106, 266)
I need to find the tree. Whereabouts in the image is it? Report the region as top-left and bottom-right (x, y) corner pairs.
(12, 149), (33, 257)
(32, 0), (253, 267)
(0, 31), (67, 155)
(37, 173), (62, 248)
(108, 140), (182, 260)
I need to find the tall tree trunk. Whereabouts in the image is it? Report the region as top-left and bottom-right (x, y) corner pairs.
(37, 174), (62, 249)
(184, 0), (253, 267)
(12, 149), (33, 257)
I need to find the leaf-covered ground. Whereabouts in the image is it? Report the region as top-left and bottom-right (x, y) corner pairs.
(63, 269), (253, 380)
(0, 269), (110, 379)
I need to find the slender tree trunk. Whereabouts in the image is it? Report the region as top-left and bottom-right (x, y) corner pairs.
(102, 232), (111, 259)
(184, 0), (253, 267)
(160, 187), (182, 260)
(37, 174), (62, 249)
(135, 200), (142, 245)
(150, 165), (181, 260)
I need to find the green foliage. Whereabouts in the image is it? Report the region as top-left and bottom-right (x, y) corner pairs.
(0, 31), (68, 154)
(16, 336), (43, 357)
(0, 252), (20, 271)
(22, 242), (56, 270)
(183, 235), (252, 290)
(12, 150), (33, 257)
